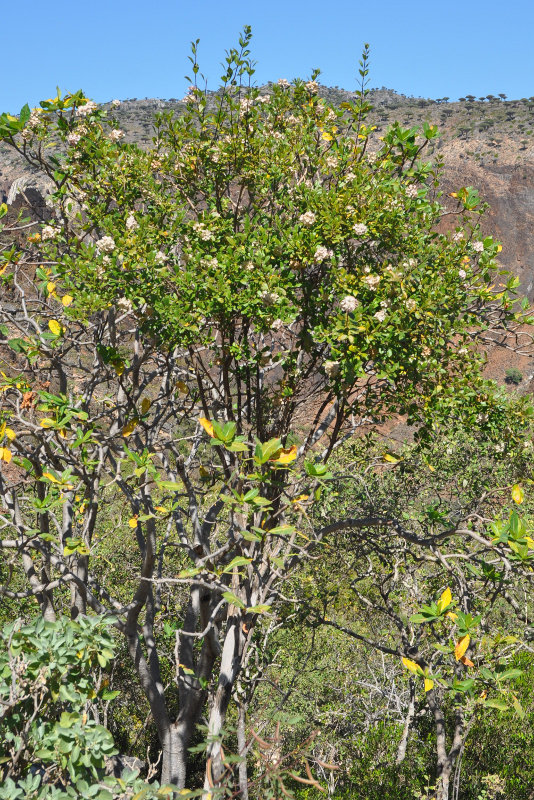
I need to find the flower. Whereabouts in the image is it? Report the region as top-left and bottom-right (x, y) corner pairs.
(405, 298), (417, 312)
(305, 81), (319, 94)
(362, 274), (380, 290)
(472, 241), (484, 252)
(324, 360), (340, 378)
(422, 346), (431, 357)
(271, 318), (284, 331)
(96, 235), (116, 253)
(255, 94), (270, 104)
(405, 185), (418, 198)
(41, 225), (59, 241)
(77, 100), (97, 116)
(154, 251), (168, 265)
(374, 308), (387, 322)
(313, 246), (333, 263)
(458, 269), (467, 280)
(452, 231), (464, 242)
(277, 78), (290, 88)
(111, 99), (121, 107)
(67, 132), (81, 146)
(116, 297), (133, 314)
(340, 295), (359, 313)
(353, 223), (368, 236)
(192, 222), (214, 241)
(109, 128), (125, 142)
(325, 155), (338, 170)
(126, 214), (138, 231)
(299, 211), (316, 226)
(259, 290), (280, 306)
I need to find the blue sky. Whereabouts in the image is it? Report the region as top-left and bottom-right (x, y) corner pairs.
(2, 0), (533, 112)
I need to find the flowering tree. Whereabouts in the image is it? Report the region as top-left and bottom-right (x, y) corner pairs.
(0, 32), (531, 792)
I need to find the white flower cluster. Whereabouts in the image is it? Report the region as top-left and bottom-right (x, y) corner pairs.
(271, 318), (284, 331)
(67, 132), (82, 146)
(325, 155), (338, 170)
(374, 308), (387, 322)
(340, 295), (358, 313)
(299, 211), (316, 226)
(154, 251), (168, 265)
(277, 78), (290, 88)
(472, 240), (484, 252)
(405, 298), (417, 312)
(109, 128), (125, 142)
(96, 235), (116, 253)
(116, 297), (133, 314)
(21, 107), (43, 139)
(305, 81), (319, 94)
(362, 274), (380, 290)
(255, 94), (270, 104)
(405, 185), (419, 198)
(77, 100), (98, 117)
(259, 290), (280, 306)
(313, 246), (333, 263)
(458, 269), (467, 280)
(353, 223), (368, 236)
(41, 225), (59, 241)
(200, 256), (219, 269)
(324, 360), (340, 378)
(452, 231), (464, 242)
(126, 213), (138, 231)
(111, 99), (121, 107)
(41, 225), (59, 242)
(192, 222), (214, 241)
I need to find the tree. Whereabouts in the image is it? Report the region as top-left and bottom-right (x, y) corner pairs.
(0, 31), (531, 793)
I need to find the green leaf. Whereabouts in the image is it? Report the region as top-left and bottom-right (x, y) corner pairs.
(223, 556), (252, 572)
(222, 590), (246, 609)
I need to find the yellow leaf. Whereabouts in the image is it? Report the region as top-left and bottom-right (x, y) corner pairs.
(47, 282), (56, 296)
(122, 418), (139, 437)
(114, 361), (125, 376)
(155, 506), (168, 513)
(460, 655), (474, 667)
(526, 536), (534, 549)
(62, 295), (73, 307)
(128, 516), (138, 528)
(40, 418), (55, 428)
(48, 319), (62, 336)
(454, 634), (470, 661)
(437, 587), (452, 613)
(322, 132), (333, 141)
(497, 244), (502, 253)
(292, 494), (310, 503)
(447, 611), (458, 621)
(512, 484), (524, 505)
(424, 677), (434, 692)
(5, 428), (15, 441)
(401, 657), (420, 674)
(199, 417), (215, 438)
(141, 397), (151, 414)
(0, 447), (12, 463)
(43, 471), (60, 483)
(176, 380), (188, 393)
(384, 453), (400, 464)
(272, 444), (298, 464)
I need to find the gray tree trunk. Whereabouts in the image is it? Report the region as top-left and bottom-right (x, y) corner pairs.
(237, 702), (249, 799)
